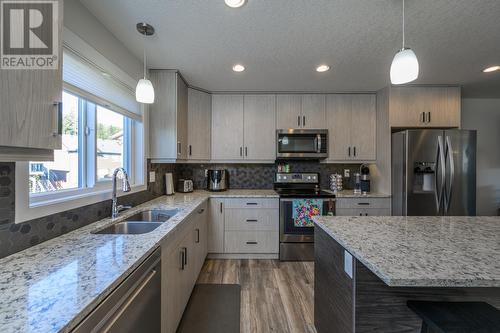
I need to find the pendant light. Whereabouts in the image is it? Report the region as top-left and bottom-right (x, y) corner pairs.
(390, 0), (419, 84)
(136, 23), (155, 104)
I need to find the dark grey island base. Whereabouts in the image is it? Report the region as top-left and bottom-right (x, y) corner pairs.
(314, 227), (500, 333)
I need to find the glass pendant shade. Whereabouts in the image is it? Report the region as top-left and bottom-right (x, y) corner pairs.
(135, 78), (155, 104)
(390, 48), (419, 84)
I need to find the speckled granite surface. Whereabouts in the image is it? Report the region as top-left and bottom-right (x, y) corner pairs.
(334, 190), (391, 198)
(314, 215), (500, 288)
(207, 189), (278, 197)
(0, 190), (276, 333)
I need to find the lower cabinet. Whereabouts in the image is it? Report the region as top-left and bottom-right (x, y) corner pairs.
(208, 198), (280, 257)
(161, 201), (207, 333)
(336, 198), (391, 216)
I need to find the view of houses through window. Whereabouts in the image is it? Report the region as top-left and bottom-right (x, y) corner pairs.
(29, 91), (130, 194)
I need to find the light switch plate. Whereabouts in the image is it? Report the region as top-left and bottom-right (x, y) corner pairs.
(149, 171), (156, 183)
(344, 250), (353, 279)
(344, 169), (350, 178)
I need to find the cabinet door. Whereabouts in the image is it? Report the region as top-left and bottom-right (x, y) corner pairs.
(208, 198), (225, 253)
(149, 71), (177, 159)
(211, 95), (244, 160)
(276, 94), (301, 129)
(0, 0), (62, 151)
(176, 75), (188, 159)
(192, 203), (208, 281)
(187, 88), (211, 160)
(162, 240), (188, 333)
(389, 87), (427, 127)
(429, 87), (461, 128)
(243, 95), (276, 160)
(301, 94), (326, 129)
(350, 94), (376, 160)
(326, 95), (352, 160)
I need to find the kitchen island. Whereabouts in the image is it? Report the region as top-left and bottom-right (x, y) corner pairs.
(313, 216), (500, 333)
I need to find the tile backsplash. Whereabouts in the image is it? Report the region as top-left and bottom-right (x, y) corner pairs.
(0, 159), (361, 258)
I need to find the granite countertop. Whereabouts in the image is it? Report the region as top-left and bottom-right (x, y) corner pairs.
(0, 189), (276, 333)
(204, 189), (278, 197)
(334, 190), (391, 198)
(314, 216), (500, 288)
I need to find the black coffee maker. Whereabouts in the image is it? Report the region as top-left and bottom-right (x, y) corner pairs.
(360, 164), (370, 194)
(206, 169), (228, 192)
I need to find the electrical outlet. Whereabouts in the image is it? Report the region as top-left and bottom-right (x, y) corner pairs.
(344, 169), (350, 178)
(149, 171), (156, 183)
(205, 169), (208, 177)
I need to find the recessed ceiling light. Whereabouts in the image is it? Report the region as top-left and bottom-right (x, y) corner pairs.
(483, 65), (500, 73)
(225, 0), (246, 8)
(232, 64), (245, 72)
(316, 65), (330, 73)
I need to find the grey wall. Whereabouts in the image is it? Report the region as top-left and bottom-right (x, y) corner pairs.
(64, 0), (143, 79)
(461, 98), (500, 216)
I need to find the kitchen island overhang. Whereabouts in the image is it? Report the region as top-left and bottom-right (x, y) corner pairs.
(313, 216), (500, 333)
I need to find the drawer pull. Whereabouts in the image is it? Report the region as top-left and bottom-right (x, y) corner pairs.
(195, 228), (200, 243)
(357, 202), (370, 206)
(246, 241), (258, 245)
(246, 219), (258, 222)
(246, 202), (258, 206)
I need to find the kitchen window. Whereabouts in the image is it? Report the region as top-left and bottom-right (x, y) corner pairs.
(15, 33), (146, 223)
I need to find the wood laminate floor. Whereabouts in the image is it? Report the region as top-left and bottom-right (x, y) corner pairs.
(196, 259), (317, 333)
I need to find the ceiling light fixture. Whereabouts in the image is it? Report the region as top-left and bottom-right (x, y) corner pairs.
(232, 64), (245, 72)
(316, 65), (330, 73)
(225, 0), (246, 8)
(135, 22), (155, 104)
(483, 65), (500, 73)
(390, 0), (419, 85)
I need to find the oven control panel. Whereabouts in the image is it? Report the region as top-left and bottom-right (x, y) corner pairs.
(275, 173), (319, 184)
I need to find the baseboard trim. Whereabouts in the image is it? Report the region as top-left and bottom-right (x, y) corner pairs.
(207, 253), (279, 260)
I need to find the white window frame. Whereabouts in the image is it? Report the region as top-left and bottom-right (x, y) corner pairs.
(15, 92), (147, 224)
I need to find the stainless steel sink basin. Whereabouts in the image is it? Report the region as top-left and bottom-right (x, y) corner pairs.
(93, 209), (179, 234)
(94, 222), (163, 235)
(124, 209), (179, 223)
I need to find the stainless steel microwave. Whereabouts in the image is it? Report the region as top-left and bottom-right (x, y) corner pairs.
(276, 129), (328, 159)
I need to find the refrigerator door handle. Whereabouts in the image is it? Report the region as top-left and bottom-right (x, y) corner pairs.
(435, 136), (446, 212)
(445, 136), (455, 213)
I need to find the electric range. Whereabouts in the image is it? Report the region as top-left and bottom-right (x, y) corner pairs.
(274, 172), (336, 261)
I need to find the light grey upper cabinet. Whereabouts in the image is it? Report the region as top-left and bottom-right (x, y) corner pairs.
(0, 0), (63, 161)
(243, 95), (276, 160)
(276, 94), (302, 129)
(326, 94), (376, 161)
(301, 94), (326, 129)
(149, 70), (188, 160)
(211, 94), (244, 160)
(212, 94), (276, 161)
(388, 86), (461, 128)
(276, 94), (325, 129)
(187, 88), (211, 160)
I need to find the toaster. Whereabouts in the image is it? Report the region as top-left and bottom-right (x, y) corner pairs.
(177, 179), (193, 193)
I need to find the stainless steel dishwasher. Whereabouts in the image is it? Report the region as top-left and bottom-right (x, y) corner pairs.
(72, 248), (161, 333)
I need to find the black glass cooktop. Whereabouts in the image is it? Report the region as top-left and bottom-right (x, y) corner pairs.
(274, 188), (335, 198)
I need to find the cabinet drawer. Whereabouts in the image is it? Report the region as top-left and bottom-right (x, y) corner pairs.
(224, 198), (279, 209)
(224, 231), (279, 253)
(336, 198), (390, 209)
(225, 209), (278, 231)
(336, 208), (391, 216)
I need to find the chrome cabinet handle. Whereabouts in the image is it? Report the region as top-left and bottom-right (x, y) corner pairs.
(220, 202), (223, 213)
(246, 241), (258, 245)
(240, 147), (243, 156)
(189, 145), (192, 156)
(52, 101), (62, 136)
(427, 112), (431, 123)
(180, 249), (185, 270)
(421, 112), (425, 123)
(246, 219), (258, 222)
(357, 202), (370, 206)
(303, 116), (306, 127)
(246, 202), (258, 206)
(297, 115), (301, 127)
(348, 147), (351, 157)
(195, 228), (200, 243)
(353, 146), (356, 157)
(245, 147), (248, 157)
(183, 247), (187, 266)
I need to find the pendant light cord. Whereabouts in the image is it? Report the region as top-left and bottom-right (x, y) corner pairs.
(143, 34), (147, 79)
(402, 0), (405, 49)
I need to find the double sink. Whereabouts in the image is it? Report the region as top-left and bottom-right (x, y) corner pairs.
(94, 209), (179, 235)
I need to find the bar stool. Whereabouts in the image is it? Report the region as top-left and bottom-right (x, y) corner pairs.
(407, 300), (500, 333)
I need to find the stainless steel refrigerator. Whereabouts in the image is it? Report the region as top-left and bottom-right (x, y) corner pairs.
(392, 129), (476, 216)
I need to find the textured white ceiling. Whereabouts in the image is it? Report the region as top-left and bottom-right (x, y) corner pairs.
(79, 0), (500, 97)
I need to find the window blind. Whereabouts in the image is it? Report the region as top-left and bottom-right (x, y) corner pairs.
(63, 49), (142, 121)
